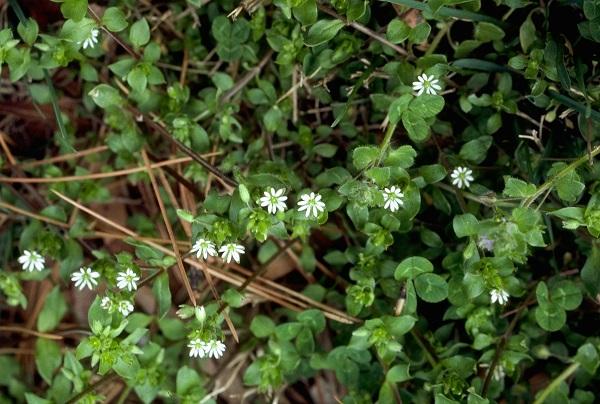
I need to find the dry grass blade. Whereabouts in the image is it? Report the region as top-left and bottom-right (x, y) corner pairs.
(0, 200), (69, 228)
(0, 325), (64, 340)
(140, 149), (197, 307)
(0, 154), (222, 183)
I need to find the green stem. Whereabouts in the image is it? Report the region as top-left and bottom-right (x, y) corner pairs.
(410, 329), (438, 368)
(523, 145), (600, 207)
(425, 22), (451, 57)
(378, 122), (397, 163)
(533, 362), (579, 404)
(115, 385), (132, 404)
(66, 372), (117, 404)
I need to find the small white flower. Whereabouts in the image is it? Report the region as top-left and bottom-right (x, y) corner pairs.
(204, 339), (226, 359)
(195, 306), (207, 323)
(412, 73), (442, 96)
(450, 166), (474, 189)
(100, 296), (113, 311)
(71, 267), (100, 290)
(117, 300), (134, 317)
(191, 238), (217, 260)
(219, 243), (245, 264)
(478, 235), (494, 251)
(116, 268), (140, 292)
(382, 186), (405, 212)
(493, 365), (506, 381)
(259, 187), (288, 214)
(81, 28), (99, 50)
(490, 288), (509, 305)
(297, 192), (326, 218)
(188, 338), (207, 358)
(18, 250), (45, 272)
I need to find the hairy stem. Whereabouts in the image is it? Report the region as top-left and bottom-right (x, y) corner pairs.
(532, 362), (579, 404)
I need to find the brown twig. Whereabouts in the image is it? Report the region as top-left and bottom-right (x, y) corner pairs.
(0, 325), (63, 340)
(141, 149), (197, 307)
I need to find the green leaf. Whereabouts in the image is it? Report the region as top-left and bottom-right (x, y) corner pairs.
(550, 280), (582, 311)
(584, 0), (600, 19)
(176, 366), (202, 396)
(409, 22), (431, 43)
(127, 66), (147, 93)
(453, 213), (479, 237)
(575, 343), (600, 374)
(176, 209), (195, 222)
(211, 16), (250, 61)
(387, 19), (410, 44)
(414, 273), (448, 303)
(102, 7), (128, 32)
(24, 393), (51, 404)
(409, 95), (445, 118)
(61, 0), (88, 22)
(395, 256), (434, 280)
(152, 273), (171, 319)
(88, 84), (122, 108)
(275, 322), (303, 340)
(475, 22), (505, 42)
(402, 110), (429, 142)
(250, 315), (276, 338)
(223, 288), (245, 308)
(352, 146), (380, 170)
(503, 177), (537, 198)
(384, 315), (416, 337)
(296, 328), (315, 354)
(520, 15), (536, 52)
(386, 364), (411, 383)
(17, 18), (39, 46)
(298, 309), (326, 333)
(263, 106), (283, 132)
(534, 303), (566, 332)
(129, 18), (150, 48)
(37, 286), (67, 332)
(347, 0), (367, 21)
(459, 136), (492, 164)
(388, 94), (413, 125)
(305, 19), (344, 47)
(582, 245), (600, 296)
(418, 164), (447, 184)
(385, 145), (417, 168)
(293, 0), (317, 25)
(35, 339), (62, 384)
(313, 143), (338, 158)
(551, 165), (585, 203)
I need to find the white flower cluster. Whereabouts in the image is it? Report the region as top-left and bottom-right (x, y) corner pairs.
(490, 288), (509, 305)
(101, 295), (134, 317)
(191, 239), (245, 264)
(188, 338), (226, 359)
(257, 187), (326, 218)
(69, 266), (140, 292)
(17, 250), (139, 316)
